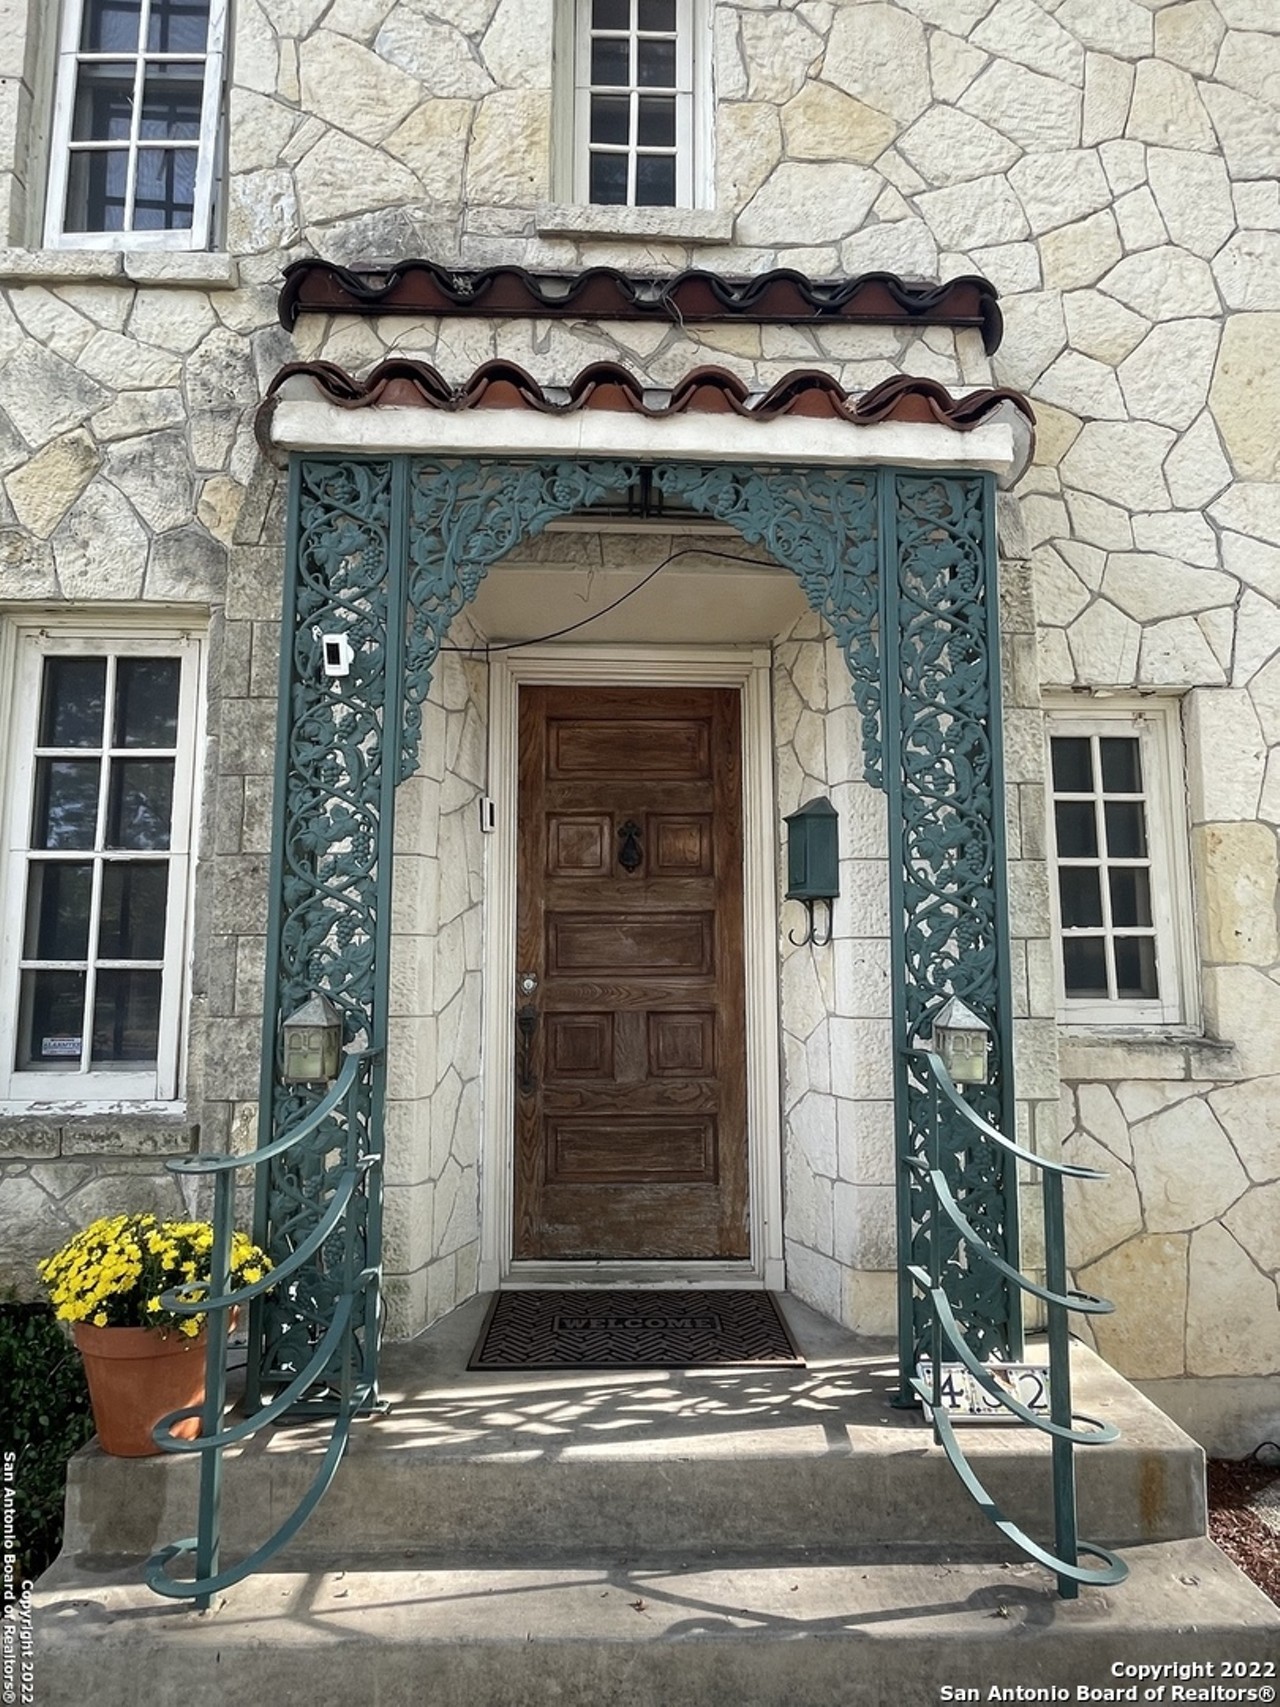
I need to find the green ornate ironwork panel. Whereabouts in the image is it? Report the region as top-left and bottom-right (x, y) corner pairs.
(258, 455), (1017, 1405)
(651, 464), (883, 785)
(401, 460), (639, 779)
(880, 471), (1020, 1376)
(250, 456), (408, 1402)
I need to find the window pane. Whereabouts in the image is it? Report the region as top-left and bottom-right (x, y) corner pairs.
(140, 67), (204, 139)
(20, 970), (86, 1067)
(71, 66), (136, 141)
(82, 0), (142, 52)
(133, 146), (197, 229)
(1100, 737), (1142, 794)
(635, 152), (675, 205)
(39, 658), (106, 748)
(1104, 800), (1147, 859)
(592, 0), (629, 27)
(1059, 867), (1103, 928)
(99, 862), (169, 960)
(1109, 867), (1153, 928)
(1054, 800), (1097, 859)
(589, 151), (628, 203)
(114, 658), (180, 748)
(91, 969), (161, 1063)
(1115, 936), (1158, 1000)
(65, 149), (129, 232)
(1062, 937), (1107, 998)
(1051, 737), (1092, 795)
(1051, 736), (1093, 793)
(107, 759), (174, 849)
(636, 35), (675, 85)
(147, 0), (210, 53)
(34, 760), (101, 850)
(637, 95), (675, 146)
(638, 0), (676, 29)
(590, 36), (629, 84)
(590, 94), (630, 145)
(25, 862), (93, 960)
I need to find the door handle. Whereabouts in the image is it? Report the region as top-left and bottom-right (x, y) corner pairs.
(516, 1003), (538, 1096)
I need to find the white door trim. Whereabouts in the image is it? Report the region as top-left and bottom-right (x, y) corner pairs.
(478, 644), (784, 1292)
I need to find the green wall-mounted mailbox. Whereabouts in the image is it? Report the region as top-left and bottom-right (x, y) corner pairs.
(786, 797), (839, 900)
(785, 798), (839, 945)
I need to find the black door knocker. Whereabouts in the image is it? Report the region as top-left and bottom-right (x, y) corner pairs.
(617, 819), (643, 873)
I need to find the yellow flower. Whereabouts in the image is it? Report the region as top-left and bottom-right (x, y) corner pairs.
(92, 1311), (108, 1327)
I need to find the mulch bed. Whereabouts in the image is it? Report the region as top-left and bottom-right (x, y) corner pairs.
(1206, 1456), (1280, 1609)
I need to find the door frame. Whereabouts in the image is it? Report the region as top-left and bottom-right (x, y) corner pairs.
(479, 644), (784, 1291)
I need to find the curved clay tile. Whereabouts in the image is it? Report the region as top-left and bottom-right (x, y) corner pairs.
(260, 358), (1034, 449)
(276, 259), (1004, 353)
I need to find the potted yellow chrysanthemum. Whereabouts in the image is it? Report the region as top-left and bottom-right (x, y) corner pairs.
(37, 1213), (270, 1457)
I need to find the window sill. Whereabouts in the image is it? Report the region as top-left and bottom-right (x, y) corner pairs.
(535, 203), (733, 244)
(1057, 1029), (1241, 1083)
(0, 1109), (196, 1160)
(0, 248), (238, 288)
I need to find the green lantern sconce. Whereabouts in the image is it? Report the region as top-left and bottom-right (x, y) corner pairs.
(785, 797), (839, 948)
(280, 993), (344, 1084)
(930, 995), (992, 1088)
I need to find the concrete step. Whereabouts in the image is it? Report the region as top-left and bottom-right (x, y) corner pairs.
(59, 1295), (1208, 1565)
(33, 1538), (1280, 1707)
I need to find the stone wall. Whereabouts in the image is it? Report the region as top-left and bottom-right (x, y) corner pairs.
(0, 0), (1275, 1443)
(383, 620), (488, 1336)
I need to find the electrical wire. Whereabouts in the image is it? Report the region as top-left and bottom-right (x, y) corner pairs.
(436, 544), (775, 655)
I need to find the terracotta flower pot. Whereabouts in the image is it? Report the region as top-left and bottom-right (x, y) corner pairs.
(72, 1321), (221, 1457)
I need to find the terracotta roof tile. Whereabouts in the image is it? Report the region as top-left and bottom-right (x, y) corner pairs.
(276, 259), (1003, 353)
(259, 358), (1034, 457)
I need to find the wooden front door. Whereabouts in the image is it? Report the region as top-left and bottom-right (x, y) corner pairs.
(514, 686), (749, 1261)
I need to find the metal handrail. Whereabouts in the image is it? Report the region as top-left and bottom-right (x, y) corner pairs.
(145, 1046), (381, 1610)
(907, 1047), (1130, 1597)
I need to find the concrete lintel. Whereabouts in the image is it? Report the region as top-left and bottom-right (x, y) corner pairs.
(267, 398), (1019, 474)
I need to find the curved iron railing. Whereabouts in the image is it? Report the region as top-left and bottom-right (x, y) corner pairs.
(144, 1047), (382, 1610)
(905, 1047), (1129, 1597)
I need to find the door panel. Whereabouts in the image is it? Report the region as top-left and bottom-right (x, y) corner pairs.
(514, 685), (748, 1260)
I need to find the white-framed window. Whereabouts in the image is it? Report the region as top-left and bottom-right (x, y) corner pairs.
(572, 0), (702, 207)
(0, 625), (203, 1105)
(1045, 699), (1195, 1028)
(43, 0), (228, 251)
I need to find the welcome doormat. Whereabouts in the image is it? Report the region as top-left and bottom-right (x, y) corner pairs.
(469, 1289), (803, 1370)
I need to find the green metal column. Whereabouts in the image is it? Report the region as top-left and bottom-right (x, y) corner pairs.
(882, 470), (1020, 1394)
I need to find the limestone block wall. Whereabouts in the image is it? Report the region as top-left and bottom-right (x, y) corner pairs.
(774, 612), (897, 1332)
(0, 0), (1274, 1441)
(383, 621), (488, 1337)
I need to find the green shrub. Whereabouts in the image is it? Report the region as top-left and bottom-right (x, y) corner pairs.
(0, 1299), (95, 1580)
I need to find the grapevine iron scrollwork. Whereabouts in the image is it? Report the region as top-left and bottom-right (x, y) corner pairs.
(263, 455), (1018, 1408)
(883, 472), (1018, 1371)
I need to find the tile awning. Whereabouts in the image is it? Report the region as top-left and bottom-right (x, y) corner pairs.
(263, 359), (1032, 429)
(259, 361), (1035, 478)
(276, 260), (1004, 353)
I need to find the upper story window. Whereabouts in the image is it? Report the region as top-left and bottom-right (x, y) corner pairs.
(574, 0), (698, 207)
(0, 628), (203, 1105)
(44, 0), (227, 250)
(1045, 700), (1194, 1029)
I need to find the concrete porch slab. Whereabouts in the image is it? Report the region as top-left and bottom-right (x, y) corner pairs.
(34, 1538), (1280, 1707)
(60, 1294), (1205, 1565)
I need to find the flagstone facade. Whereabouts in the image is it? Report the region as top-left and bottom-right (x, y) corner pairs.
(0, 0), (1276, 1455)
